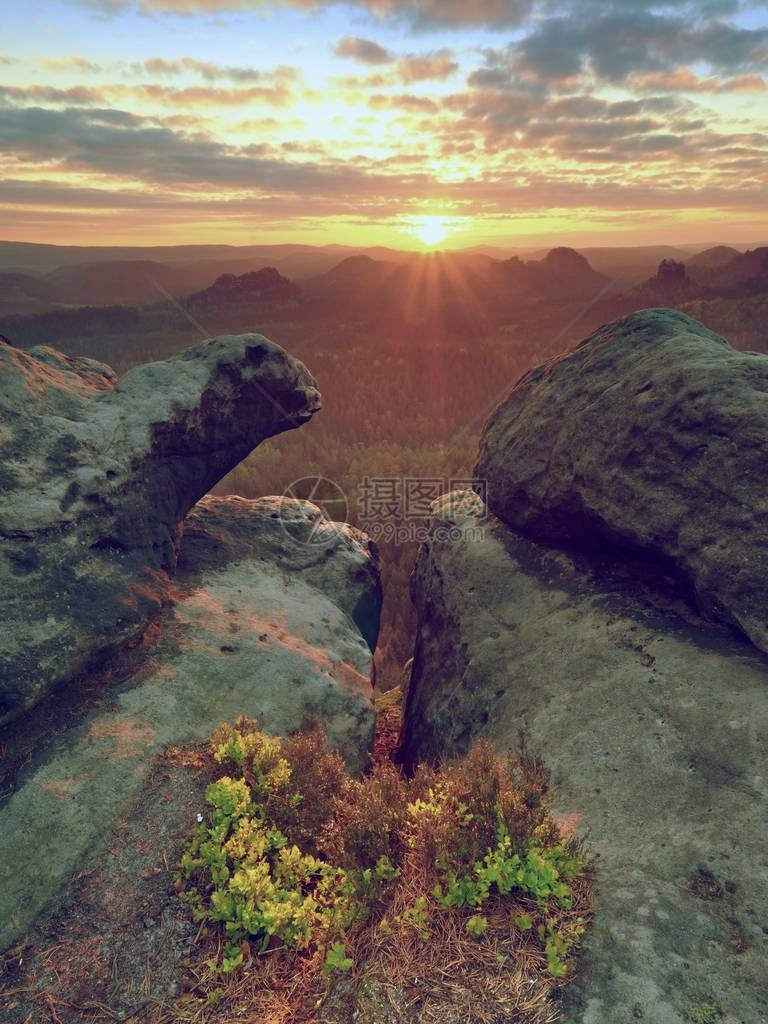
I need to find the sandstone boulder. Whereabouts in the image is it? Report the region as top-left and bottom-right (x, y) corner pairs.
(0, 334), (320, 723)
(401, 491), (768, 1023)
(0, 495), (379, 951)
(476, 308), (768, 654)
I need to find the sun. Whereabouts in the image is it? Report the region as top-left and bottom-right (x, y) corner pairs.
(409, 215), (451, 248)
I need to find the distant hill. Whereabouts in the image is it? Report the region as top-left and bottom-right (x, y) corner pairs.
(0, 240), (415, 280)
(461, 244), (524, 259)
(7, 239), (763, 365)
(0, 272), (53, 315)
(302, 247), (608, 327)
(0, 240), (343, 274)
(522, 246), (608, 296)
(42, 260), (204, 307)
(687, 245), (741, 271)
(572, 245), (691, 287)
(617, 246), (768, 312)
(304, 254), (400, 299)
(2, 238), (762, 318)
(699, 247), (768, 295)
(0, 252), (347, 317)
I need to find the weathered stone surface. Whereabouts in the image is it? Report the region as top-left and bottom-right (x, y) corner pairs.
(401, 491), (768, 1024)
(0, 334), (320, 724)
(0, 495), (379, 952)
(476, 308), (768, 654)
(180, 494), (381, 652)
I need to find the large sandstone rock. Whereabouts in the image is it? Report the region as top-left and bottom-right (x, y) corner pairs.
(476, 308), (768, 654)
(0, 334), (320, 724)
(0, 495), (379, 951)
(401, 492), (768, 1024)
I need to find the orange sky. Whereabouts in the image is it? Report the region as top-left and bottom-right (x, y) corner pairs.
(1, 0), (767, 249)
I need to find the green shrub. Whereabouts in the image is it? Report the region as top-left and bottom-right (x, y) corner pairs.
(178, 718), (589, 982)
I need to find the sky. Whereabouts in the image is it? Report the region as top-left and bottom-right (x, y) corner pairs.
(0, 0), (767, 249)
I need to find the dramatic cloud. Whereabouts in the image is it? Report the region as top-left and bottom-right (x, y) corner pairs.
(2, 166), (766, 223)
(490, 10), (768, 84)
(335, 37), (394, 65)
(0, 104), (387, 193)
(3, 0), (767, 243)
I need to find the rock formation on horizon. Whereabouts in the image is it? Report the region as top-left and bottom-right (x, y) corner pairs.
(186, 266), (301, 314)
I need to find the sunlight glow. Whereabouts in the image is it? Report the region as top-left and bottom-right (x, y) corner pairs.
(409, 216), (452, 248)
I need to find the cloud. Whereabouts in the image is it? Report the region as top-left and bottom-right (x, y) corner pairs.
(435, 81), (763, 175)
(132, 82), (296, 105)
(333, 72), (393, 90)
(397, 51), (458, 82)
(0, 104), (385, 193)
(463, 6), (768, 98)
(139, 57), (297, 83)
(66, 0), (535, 27)
(142, 57), (182, 75)
(335, 37), (394, 65)
(513, 10), (768, 83)
(2, 2), (767, 236)
(333, 46), (458, 87)
(368, 92), (439, 112)
(631, 68), (768, 93)
(39, 56), (104, 73)
(2, 167), (767, 228)
(380, 0), (534, 28)
(0, 78), (296, 110)
(0, 84), (108, 106)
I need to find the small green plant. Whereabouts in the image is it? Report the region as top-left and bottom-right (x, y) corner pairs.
(398, 894), (431, 939)
(465, 914), (488, 937)
(323, 941), (354, 975)
(177, 717), (591, 1010)
(180, 772), (359, 963)
(687, 1003), (723, 1024)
